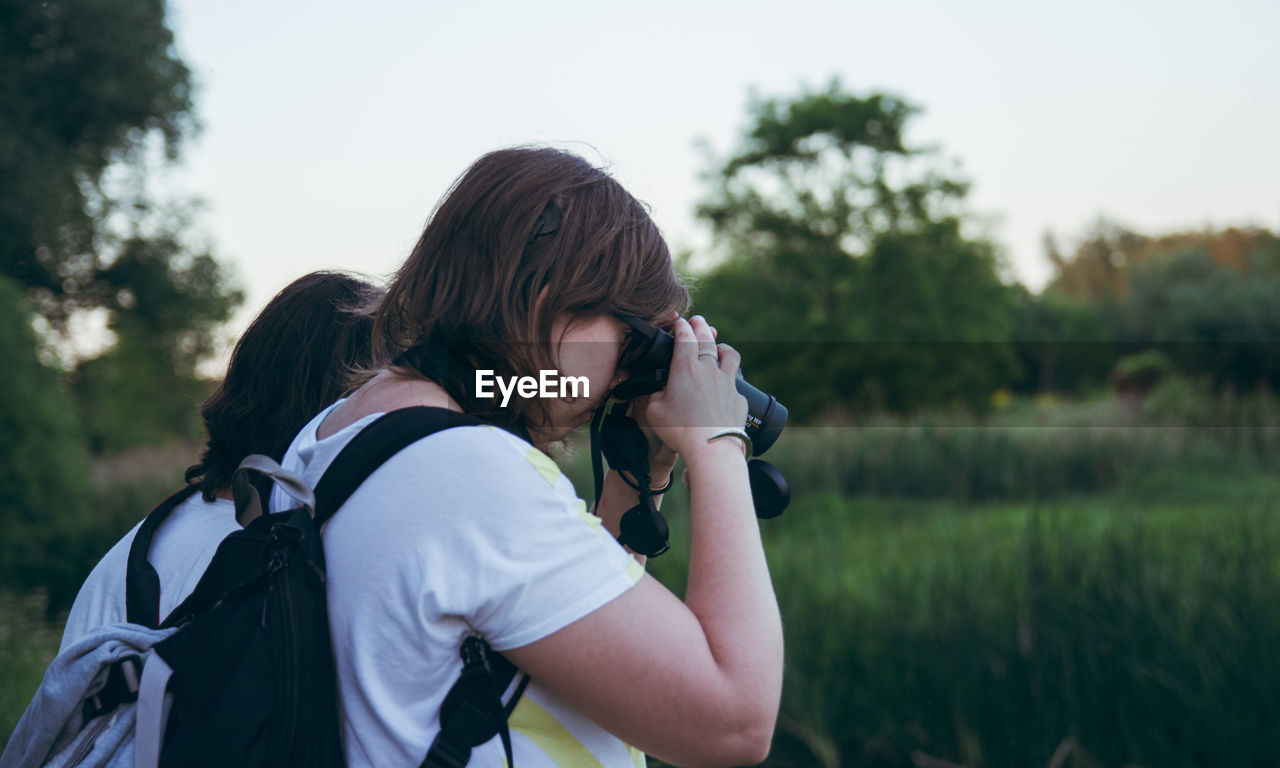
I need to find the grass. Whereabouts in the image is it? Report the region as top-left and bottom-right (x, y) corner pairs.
(666, 474), (1280, 767)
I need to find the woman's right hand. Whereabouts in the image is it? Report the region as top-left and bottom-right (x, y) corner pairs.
(644, 315), (749, 462)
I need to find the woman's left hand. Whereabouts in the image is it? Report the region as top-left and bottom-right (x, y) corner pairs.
(620, 312), (713, 484)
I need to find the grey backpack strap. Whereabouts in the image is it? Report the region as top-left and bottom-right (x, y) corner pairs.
(232, 454), (315, 526)
(133, 651), (174, 768)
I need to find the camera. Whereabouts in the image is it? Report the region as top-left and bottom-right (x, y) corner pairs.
(610, 314), (789, 454)
(591, 315), (790, 557)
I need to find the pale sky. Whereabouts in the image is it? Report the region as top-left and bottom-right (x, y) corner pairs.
(161, 0), (1278, 357)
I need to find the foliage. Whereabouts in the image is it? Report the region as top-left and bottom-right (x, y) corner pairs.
(1109, 348), (1173, 394)
(694, 81), (1018, 419)
(1008, 287), (1116, 395)
(0, 0), (242, 451)
(1026, 223), (1280, 397)
(72, 230), (240, 451)
(0, 590), (64, 744)
(0, 278), (93, 610)
(1117, 247), (1280, 393)
(0, 0), (194, 319)
(0, 436), (193, 743)
(1045, 221), (1280, 302)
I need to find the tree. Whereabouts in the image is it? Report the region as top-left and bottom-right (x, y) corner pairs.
(1033, 223), (1280, 394)
(1044, 220), (1280, 301)
(694, 81), (1018, 418)
(0, 0), (242, 449)
(72, 227), (240, 451)
(1, 0), (193, 315)
(1119, 247), (1280, 393)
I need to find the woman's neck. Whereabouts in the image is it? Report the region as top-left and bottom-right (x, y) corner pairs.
(317, 368), (461, 440)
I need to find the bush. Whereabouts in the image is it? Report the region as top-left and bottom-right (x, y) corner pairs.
(0, 278), (94, 611)
(0, 590), (63, 743)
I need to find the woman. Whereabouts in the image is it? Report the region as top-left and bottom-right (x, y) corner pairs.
(60, 271), (383, 649)
(277, 147), (783, 767)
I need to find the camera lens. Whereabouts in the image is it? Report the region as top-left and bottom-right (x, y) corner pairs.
(736, 371), (787, 455)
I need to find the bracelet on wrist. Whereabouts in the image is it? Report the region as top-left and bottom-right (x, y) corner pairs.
(707, 428), (752, 459)
(615, 468), (673, 495)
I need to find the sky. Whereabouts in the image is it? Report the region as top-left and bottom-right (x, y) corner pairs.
(160, 0), (1279, 356)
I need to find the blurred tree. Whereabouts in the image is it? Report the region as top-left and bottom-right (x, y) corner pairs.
(0, 0), (242, 449)
(1009, 287), (1117, 395)
(1036, 223), (1280, 394)
(1119, 247), (1280, 393)
(1044, 221), (1280, 300)
(694, 81), (1018, 417)
(1043, 219), (1148, 301)
(1, 0), (193, 318)
(72, 228), (237, 451)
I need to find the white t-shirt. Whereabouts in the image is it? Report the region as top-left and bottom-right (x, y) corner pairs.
(271, 403), (647, 768)
(60, 493), (239, 652)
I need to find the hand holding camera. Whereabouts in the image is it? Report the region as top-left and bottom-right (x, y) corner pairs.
(644, 316), (749, 462)
(592, 313), (791, 556)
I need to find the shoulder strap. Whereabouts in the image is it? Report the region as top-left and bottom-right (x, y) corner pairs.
(311, 406), (490, 525)
(126, 485), (202, 629)
(315, 407), (530, 768)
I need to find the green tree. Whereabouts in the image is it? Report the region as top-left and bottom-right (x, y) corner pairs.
(72, 227), (239, 451)
(694, 82), (1018, 418)
(1, 0), (193, 316)
(1009, 287), (1117, 395)
(1033, 223), (1280, 395)
(0, 0), (242, 449)
(1120, 247), (1280, 392)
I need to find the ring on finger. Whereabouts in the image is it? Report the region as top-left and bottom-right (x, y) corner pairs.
(697, 348), (719, 361)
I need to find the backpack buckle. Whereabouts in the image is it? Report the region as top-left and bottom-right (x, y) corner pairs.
(82, 655), (143, 721)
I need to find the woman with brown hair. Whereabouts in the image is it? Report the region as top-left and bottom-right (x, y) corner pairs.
(275, 147), (783, 767)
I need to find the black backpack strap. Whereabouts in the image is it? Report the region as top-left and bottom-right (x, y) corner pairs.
(311, 407), (531, 768)
(311, 406), (489, 525)
(125, 485), (201, 628)
(423, 637), (529, 768)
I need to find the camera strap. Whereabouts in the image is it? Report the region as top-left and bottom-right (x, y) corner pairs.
(588, 395), (671, 557)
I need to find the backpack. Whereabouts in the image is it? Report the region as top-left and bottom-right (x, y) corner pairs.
(2, 407), (528, 768)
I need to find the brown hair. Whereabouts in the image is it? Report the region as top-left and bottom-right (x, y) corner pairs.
(376, 146), (689, 432)
(186, 271), (383, 500)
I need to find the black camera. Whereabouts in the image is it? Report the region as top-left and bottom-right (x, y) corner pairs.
(591, 315), (791, 556)
(610, 314), (789, 454)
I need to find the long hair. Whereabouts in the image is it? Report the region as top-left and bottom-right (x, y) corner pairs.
(376, 146), (689, 433)
(185, 271), (383, 500)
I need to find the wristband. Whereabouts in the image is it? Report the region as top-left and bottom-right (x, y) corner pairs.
(707, 428), (752, 459)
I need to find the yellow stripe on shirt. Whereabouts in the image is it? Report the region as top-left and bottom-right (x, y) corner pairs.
(624, 556), (644, 584)
(524, 446), (563, 487)
(508, 696), (607, 768)
(628, 744), (647, 768)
